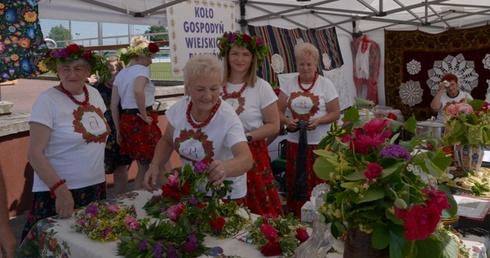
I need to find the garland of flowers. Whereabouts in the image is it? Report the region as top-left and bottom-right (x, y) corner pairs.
(71, 201), (148, 242)
(186, 99), (221, 129)
(245, 213), (309, 257)
(60, 83), (89, 106)
(38, 43), (110, 82)
(119, 41), (160, 65)
(217, 31), (268, 67)
(297, 73), (318, 92)
(222, 83), (248, 100)
(120, 161), (250, 257)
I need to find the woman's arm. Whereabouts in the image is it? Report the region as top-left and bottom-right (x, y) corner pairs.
(207, 141), (253, 186)
(248, 102), (280, 141)
(133, 76), (151, 124)
(110, 86), (121, 134)
(143, 123), (175, 192)
(307, 97), (341, 130)
(27, 122), (74, 217)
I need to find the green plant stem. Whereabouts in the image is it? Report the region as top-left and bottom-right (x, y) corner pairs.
(408, 240), (415, 257)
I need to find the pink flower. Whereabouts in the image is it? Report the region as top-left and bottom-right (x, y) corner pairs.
(124, 216), (140, 231)
(167, 171), (180, 188)
(167, 203), (185, 222)
(260, 224), (278, 241)
(364, 163), (383, 181)
(107, 204), (120, 213)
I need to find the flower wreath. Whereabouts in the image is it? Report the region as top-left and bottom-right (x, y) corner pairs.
(38, 43), (111, 82)
(143, 162), (250, 238)
(245, 213), (309, 257)
(71, 201), (148, 242)
(217, 31), (268, 67)
(119, 42), (159, 65)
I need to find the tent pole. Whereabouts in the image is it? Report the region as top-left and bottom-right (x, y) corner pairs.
(239, 0), (248, 33)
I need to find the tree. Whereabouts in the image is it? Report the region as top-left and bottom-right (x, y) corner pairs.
(48, 25), (72, 47)
(145, 26), (168, 42)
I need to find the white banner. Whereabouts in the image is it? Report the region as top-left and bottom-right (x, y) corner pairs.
(167, 0), (236, 76)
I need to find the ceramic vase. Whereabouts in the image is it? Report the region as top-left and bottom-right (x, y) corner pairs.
(453, 144), (484, 171)
(343, 227), (389, 258)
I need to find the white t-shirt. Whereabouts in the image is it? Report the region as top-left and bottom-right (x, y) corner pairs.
(166, 98), (247, 199)
(30, 86), (109, 192)
(280, 74), (339, 144)
(436, 91), (473, 122)
(223, 78), (277, 132)
(113, 64), (155, 109)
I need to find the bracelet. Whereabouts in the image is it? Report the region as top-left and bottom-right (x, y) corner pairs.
(149, 162), (162, 170)
(49, 179), (66, 199)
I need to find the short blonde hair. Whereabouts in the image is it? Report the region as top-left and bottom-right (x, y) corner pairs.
(184, 54), (223, 86)
(294, 43), (319, 64)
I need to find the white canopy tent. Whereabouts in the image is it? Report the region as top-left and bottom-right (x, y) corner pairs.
(37, 0), (490, 104)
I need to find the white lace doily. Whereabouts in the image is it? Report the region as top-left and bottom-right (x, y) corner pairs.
(271, 54), (285, 74)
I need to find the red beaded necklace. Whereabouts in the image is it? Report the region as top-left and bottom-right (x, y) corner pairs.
(222, 83), (248, 99)
(60, 83), (89, 106)
(297, 73), (318, 92)
(186, 99), (221, 129)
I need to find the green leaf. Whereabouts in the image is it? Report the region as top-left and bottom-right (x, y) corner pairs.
(358, 186), (385, 203)
(371, 223), (390, 249)
(313, 157), (338, 180)
(404, 116), (417, 134)
(343, 169), (366, 181)
(413, 238), (442, 258)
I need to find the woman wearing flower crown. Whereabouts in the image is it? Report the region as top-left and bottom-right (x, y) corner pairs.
(111, 36), (166, 191)
(277, 43), (340, 218)
(22, 43), (111, 240)
(143, 54), (253, 203)
(94, 55), (133, 196)
(217, 31), (284, 217)
(430, 73), (473, 122)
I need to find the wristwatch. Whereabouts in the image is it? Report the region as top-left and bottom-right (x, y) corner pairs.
(245, 133), (253, 143)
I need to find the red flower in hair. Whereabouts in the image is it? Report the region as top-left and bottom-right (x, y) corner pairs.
(242, 34), (251, 43)
(82, 50), (93, 60)
(66, 44), (80, 53)
(148, 43), (160, 53)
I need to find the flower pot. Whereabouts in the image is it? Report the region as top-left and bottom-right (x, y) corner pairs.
(343, 227), (389, 258)
(453, 144), (484, 171)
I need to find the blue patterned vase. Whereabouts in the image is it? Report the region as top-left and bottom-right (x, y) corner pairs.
(454, 144), (484, 171)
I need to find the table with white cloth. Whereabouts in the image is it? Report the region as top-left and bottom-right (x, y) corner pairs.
(16, 189), (487, 258)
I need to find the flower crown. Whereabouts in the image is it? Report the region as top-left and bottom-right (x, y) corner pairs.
(119, 42), (159, 65)
(217, 31), (268, 67)
(40, 43), (110, 82)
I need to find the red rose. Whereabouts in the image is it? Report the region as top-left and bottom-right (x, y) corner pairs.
(256, 37), (264, 46)
(402, 205), (441, 241)
(66, 44), (80, 53)
(82, 50), (92, 60)
(394, 207), (407, 220)
(260, 241), (282, 256)
(242, 34), (251, 43)
(363, 163), (383, 182)
(295, 228), (309, 242)
(148, 43), (160, 53)
(161, 185), (182, 201)
(180, 181), (191, 196)
(209, 216), (226, 231)
(259, 224), (278, 241)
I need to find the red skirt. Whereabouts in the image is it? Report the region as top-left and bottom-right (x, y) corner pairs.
(245, 139), (284, 217)
(285, 141), (325, 218)
(119, 112), (162, 164)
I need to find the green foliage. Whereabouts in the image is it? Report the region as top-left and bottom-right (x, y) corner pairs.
(145, 26), (168, 41)
(48, 25), (72, 47)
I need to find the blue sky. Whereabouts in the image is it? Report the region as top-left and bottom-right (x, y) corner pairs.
(39, 19), (150, 46)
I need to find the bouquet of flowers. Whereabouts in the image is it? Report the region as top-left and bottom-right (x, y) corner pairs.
(72, 201), (146, 242)
(245, 213), (309, 257)
(313, 106), (461, 258)
(441, 99), (490, 146)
